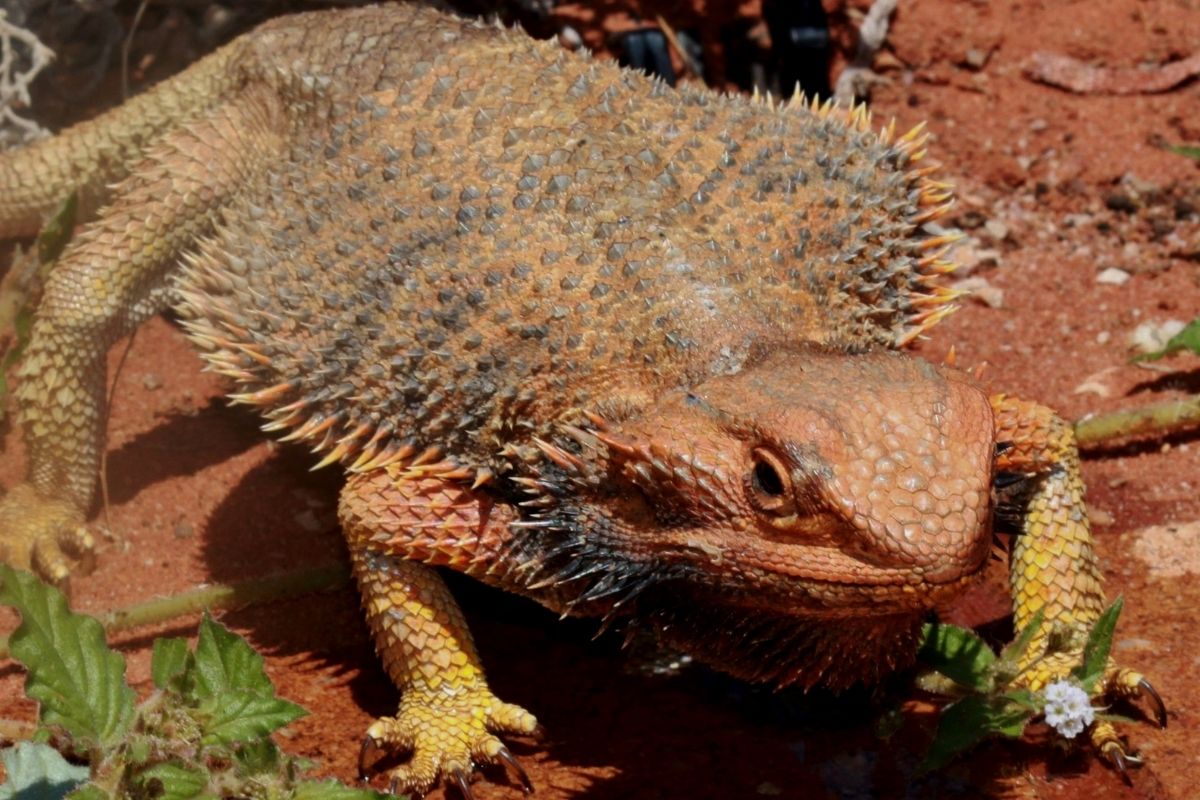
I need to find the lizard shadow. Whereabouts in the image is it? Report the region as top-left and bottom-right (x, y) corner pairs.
(100, 397), (266, 507)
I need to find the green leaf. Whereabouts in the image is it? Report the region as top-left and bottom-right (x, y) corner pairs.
(190, 616), (305, 744)
(0, 743), (90, 800)
(0, 566), (135, 750)
(151, 638), (192, 691)
(1073, 597), (1124, 692)
(231, 739), (280, 776)
(1168, 144), (1200, 161)
(292, 780), (391, 800)
(197, 691), (306, 745)
(918, 695), (1032, 774)
(998, 610), (1044, 667)
(1002, 688), (1042, 713)
(918, 622), (997, 692)
(192, 616), (273, 699)
(134, 763), (209, 800)
(36, 193), (78, 267)
(1131, 317), (1200, 362)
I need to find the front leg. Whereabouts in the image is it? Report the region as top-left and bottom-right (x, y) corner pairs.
(340, 464), (539, 797)
(992, 395), (1166, 775)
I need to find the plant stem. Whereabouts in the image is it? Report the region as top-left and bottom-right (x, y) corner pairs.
(0, 563), (350, 660)
(1074, 393), (1200, 447)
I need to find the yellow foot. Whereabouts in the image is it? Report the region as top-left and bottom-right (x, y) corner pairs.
(1023, 654), (1167, 784)
(1088, 667), (1167, 785)
(359, 685), (540, 798)
(0, 484), (93, 586)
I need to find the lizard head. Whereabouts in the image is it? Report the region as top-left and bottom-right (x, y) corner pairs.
(513, 346), (997, 686)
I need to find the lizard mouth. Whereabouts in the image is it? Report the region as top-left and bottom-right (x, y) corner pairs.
(660, 526), (993, 617)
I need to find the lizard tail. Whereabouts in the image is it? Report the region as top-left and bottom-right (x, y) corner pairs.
(0, 39), (245, 238)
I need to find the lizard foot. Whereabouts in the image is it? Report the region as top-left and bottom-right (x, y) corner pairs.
(1089, 668), (1167, 786)
(0, 484), (93, 587)
(359, 685), (539, 798)
(1020, 654), (1166, 784)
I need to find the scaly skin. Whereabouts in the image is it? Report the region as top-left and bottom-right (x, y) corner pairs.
(0, 5), (1162, 795)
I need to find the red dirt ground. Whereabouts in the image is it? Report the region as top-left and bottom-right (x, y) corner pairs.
(2, 1), (1199, 799)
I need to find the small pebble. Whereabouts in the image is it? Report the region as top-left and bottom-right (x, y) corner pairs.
(294, 508), (323, 533)
(952, 276), (1004, 308)
(983, 219), (1008, 241)
(963, 47), (990, 70)
(1095, 267), (1130, 285)
(559, 25), (582, 49)
(142, 373), (163, 390)
(173, 520), (194, 539)
(1104, 192), (1138, 213)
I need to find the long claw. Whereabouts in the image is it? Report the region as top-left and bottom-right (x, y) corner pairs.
(1108, 747), (1133, 787)
(496, 746), (534, 794)
(451, 768), (475, 800)
(1138, 677), (1167, 729)
(388, 776), (402, 797)
(359, 736), (378, 780)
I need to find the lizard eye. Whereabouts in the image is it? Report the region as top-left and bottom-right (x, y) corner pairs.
(747, 448), (794, 515)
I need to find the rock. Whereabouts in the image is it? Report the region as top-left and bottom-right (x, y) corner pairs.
(294, 508), (324, 533)
(1104, 191), (1138, 213)
(951, 240), (1001, 276)
(952, 276), (1004, 308)
(982, 219), (1008, 241)
(1029, 118), (1048, 132)
(173, 520), (195, 539)
(559, 25), (582, 49)
(1072, 366), (1117, 398)
(963, 47), (991, 70)
(142, 372), (163, 390)
(1127, 318), (1185, 354)
(1133, 520), (1200, 579)
(1095, 267), (1130, 285)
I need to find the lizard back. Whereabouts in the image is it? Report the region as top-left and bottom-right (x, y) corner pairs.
(175, 4), (957, 474)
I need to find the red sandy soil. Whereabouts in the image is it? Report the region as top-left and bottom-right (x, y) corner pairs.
(2, 1), (1199, 798)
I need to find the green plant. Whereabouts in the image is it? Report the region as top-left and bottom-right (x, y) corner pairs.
(0, 565), (389, 800)
(915, 599), (1129, 772)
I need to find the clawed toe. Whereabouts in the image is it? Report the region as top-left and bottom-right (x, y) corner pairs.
(0, 484), (91, 588)
(450, 768), (474, 800)
(1102, 743), (1133, 787)
(358, 690), (539, 798)
(1137, 677), (1167, 729)
(495, 745), (534, 794)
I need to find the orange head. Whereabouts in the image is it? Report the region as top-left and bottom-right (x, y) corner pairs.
(513, 345), (997, 686)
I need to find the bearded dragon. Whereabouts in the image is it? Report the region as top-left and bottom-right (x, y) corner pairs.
(0, 5), (1164, 795)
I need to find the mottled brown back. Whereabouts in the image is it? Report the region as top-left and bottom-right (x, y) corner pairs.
(177, 4), (954, 473)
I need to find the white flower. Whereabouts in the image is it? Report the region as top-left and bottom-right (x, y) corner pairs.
(1042, 679), (1095, 739)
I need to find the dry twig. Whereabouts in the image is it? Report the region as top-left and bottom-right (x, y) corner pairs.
(0, 10), (53, 147)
